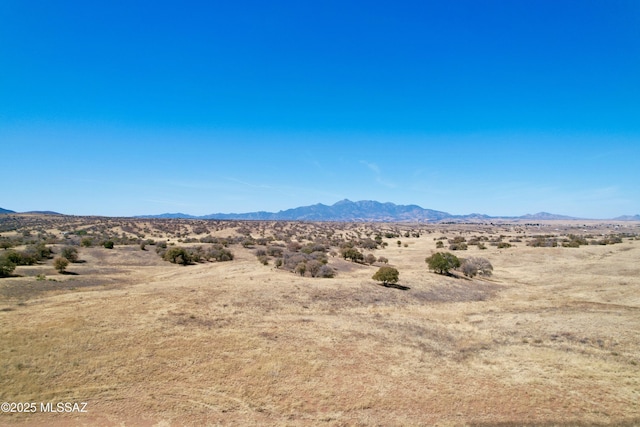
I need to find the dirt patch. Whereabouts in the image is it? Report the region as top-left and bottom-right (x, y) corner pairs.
(413, 280), (501, 302)
(0, 277), (114, 300)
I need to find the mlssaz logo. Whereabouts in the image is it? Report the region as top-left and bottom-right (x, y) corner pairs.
(40, 402), (88, 413)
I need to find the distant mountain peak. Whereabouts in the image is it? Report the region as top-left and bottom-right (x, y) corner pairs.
(23, 211), (63, 215)
(519, 212), (579, 220)
(613, 214), (640, 221)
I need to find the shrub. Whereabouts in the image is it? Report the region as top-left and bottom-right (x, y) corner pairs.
(359, 238), (378, 250)
(377, 256), (388, 264)
(528, 237), (557, 247)
(266, 246), (283, 257)
(365, 253), (377, 265)
(287, 241), (302, 252)
(425, 252), (461, 275)
(205, 245), (234, 262)
(81, 238), (93, 247)
(103, 240), (115, 249)
(295, 262), (306, 276)
(54, 257), (69, 273)
(372, 266), (400, 285)
(566, 234), (588, 246)
(301, 243), (327, 254)
(461, 257), (493, 278)
(163, 247), (192, 265)
(436, 241), (444, 248)
(317, 264), (334, 278)
(449, 242), (468, 250)
(497, 242), (512, 249)
(25, 242), (52, 261)
(307, 260), (323, 277)
(61, 246), (79, 263)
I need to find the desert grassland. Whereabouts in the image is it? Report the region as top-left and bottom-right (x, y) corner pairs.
(1, 217), (639, 426)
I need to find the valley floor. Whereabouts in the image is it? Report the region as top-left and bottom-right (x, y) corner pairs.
(1, 218), (639, 426)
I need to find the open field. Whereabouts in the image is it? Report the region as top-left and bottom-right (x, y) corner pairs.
(1, 215), (639, 426)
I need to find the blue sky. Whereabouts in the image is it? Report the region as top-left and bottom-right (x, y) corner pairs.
(1, 1), (639, 218)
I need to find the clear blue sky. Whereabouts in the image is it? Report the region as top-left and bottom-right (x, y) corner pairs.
(1, 1), (639, 218)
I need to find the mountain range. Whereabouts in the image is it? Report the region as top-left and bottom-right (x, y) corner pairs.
(2, 201), (639, 221)
(134, 199), (588, 222)
(0, 208), (62, 215)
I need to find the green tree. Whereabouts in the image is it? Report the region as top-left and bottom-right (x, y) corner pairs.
(0, 253), (16, 277)
(341, 247), (364, 263)
(372, 266), (400, 285)
(5, 250), (24, 265)
(103, 240), (114, 249)
(54, 257), (69, 273)
(425, 252), (461, 275)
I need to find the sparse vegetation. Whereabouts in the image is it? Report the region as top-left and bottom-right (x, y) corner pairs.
(1, 213), (639, 426)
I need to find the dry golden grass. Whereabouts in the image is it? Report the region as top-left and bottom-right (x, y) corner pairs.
(1, 217), (639, 426)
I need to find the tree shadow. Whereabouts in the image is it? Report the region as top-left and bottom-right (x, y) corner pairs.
(434, 271), (464, 279)
(60, 271), (79, 275)
(379, 282), (411, 291)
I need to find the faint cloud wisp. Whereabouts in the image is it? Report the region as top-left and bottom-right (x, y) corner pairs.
(360, 160), (396, 189)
